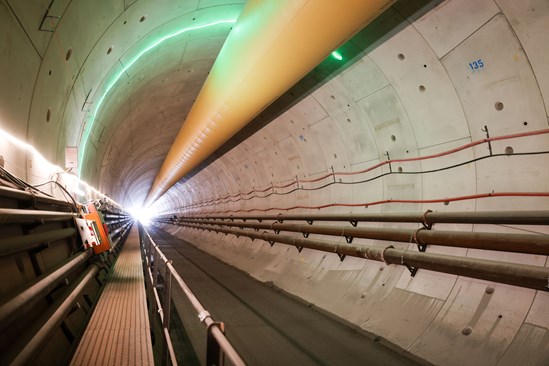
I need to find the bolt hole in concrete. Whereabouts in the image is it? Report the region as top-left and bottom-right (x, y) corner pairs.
(398, 167), (403, 173)
(107, 46), (113, 55)
(140, 15), (147, 22)
(65, 48), (72, 61)
(485, 286), (495, 294)
(505, 146), (514, 155)
(444, 201), (450, 206)
(397, 53), (405, 60)
(391, 135), (396, 142)
(462, 326), (473, 336)
(48, 70), (52, 76)
(495, 101), (504, 111)
(523, 121), (528, 126)
(46, 108), (51, 122)
(419, 85), (426, 92)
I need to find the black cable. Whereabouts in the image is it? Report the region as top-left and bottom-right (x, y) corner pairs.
(182, 150), (549, 209)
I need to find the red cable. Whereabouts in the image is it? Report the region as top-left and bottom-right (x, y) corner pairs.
(193, 192), (549, 215)
(182, 128), (549, 208)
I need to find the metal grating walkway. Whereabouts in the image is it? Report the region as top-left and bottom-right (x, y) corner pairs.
(70, 225), (154, 366)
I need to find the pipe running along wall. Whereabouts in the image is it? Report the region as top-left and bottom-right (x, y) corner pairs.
(168, 222), (549, 292)
(144, 0), (394, 206)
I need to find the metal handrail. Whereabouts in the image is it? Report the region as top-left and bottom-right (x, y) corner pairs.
(141, 228), (245, 366)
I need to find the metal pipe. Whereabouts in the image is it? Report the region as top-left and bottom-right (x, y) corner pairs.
(0, 227), (76, 256)
(0, 250), (92, 329)
(174, 219), (549, 256)
(178, 210), (549, 226)
(7, 265), (99, 366)
(0, 208), (76, 224)
(0, 186), (74, 208)
(144, 0), (393, 206)
(179, 223), (549, 291)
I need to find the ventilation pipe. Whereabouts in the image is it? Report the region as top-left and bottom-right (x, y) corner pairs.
(144, 0), (393, 206)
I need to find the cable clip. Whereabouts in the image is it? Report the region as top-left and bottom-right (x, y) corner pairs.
(412, 227), (427, 252)
(198, 311), (211, 323)
(422, 209), (433, 230)
(381, 245), (394, 264)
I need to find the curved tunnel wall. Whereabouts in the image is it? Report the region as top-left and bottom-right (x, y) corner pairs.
(156, 2), (549, 365)
(0, 1), (548, 365)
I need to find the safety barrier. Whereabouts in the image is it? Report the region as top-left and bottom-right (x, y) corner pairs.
(140, 227), (246, 366)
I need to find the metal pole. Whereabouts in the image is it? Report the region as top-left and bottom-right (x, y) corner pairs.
(178, 210), (549, 226)
(178, 223), (549, 292)
(0, 228), (76, 256)
(0, 186), (74, 208)
(178, 219), (549, 256)
(0, 250), (92, 330)
(163, 260), (173, 365)
(5, 265), (99, 366)
(0, 208), (76, 224)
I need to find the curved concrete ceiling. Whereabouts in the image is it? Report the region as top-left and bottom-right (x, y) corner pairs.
(1, 0), (549, 365)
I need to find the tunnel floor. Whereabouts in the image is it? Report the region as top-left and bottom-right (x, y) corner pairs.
(148, 227), (428, 366)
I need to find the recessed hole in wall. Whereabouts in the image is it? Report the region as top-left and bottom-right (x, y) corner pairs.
(65, 48), (72, 61)
(406, 150), (409, 154)
(46, 108), (51, 122)
(462, 326), (472, 336)
(444, 201), (450, 206)
(498, 314), (503, 319)
(333, 153), (337, 159)
(495, 101), (504, 111)
(485, 286), (495, 294)
(0, 155), (4, 168)
(505, 146), (514, 155)
(398, 167), (403, 173)
(330, 95), (335, 100)
(347, 118), (351, 123)
(397, 53), (405, 60)
(123, 20), (127, 25)
(192, 17), (196, 20)
(523, 121), (528, 126)
(107, 46), (113, 55)
(48, 70), (52, 76)
(419, 85), (426, 93)
(140, 15), (147, 22)
(391, 135), (396, 142)
(423, 64), (427, 68)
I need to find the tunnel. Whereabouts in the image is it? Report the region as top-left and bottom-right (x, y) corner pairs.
(0, 0), (548, 365)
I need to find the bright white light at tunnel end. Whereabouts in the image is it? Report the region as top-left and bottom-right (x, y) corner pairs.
(130, 206), (158, 226)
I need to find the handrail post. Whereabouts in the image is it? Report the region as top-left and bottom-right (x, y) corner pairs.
(207, 322), (225, 366)
(161, 259), (173, 365)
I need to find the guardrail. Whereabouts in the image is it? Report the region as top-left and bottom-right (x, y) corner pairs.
(140, 227), (246, 366)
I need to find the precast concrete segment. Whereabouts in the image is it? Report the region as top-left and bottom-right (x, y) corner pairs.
(144, 0), (394, 206)
(70, 225), (153, 366)
(147, 227), (429, 366)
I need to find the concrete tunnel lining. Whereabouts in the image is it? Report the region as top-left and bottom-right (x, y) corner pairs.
(0, 0), (549, 365)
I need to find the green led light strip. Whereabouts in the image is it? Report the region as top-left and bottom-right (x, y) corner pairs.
(78, 18), (238, 176)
